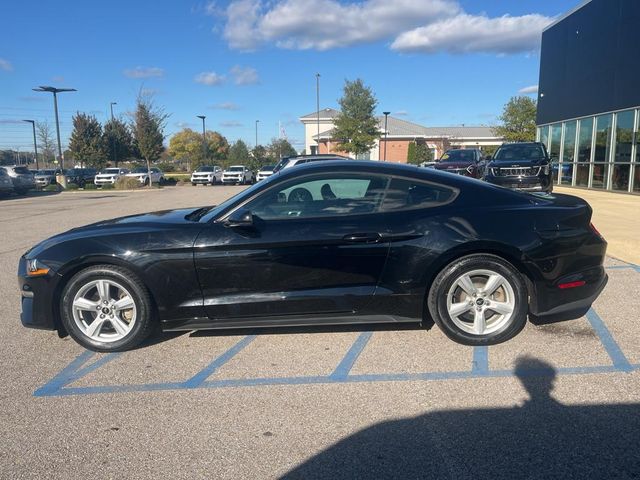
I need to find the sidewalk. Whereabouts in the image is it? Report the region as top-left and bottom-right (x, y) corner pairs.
(555, 187), (640, 265)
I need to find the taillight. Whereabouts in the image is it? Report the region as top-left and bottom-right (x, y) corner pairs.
(590, 222), (604, 240)
(558, 281), (586, 289)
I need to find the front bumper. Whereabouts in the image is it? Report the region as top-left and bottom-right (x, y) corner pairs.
(222, 176), (243, 184)
(35, 178), (53, 187)
(94, 177), (116, 185)
(191, 176), (214, 184)
(485, 174), (552, 192)
(18, 256), (59, 331)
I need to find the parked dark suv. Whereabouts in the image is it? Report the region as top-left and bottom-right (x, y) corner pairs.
(484, 142), (553, 194)
(433, 149), (485, 178)
(66, 168), (97, 187)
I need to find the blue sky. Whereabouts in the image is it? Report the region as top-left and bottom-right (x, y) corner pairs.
(0, 0), (580, 153)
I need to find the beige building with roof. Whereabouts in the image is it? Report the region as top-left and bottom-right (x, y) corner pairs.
(299, 108), (503, 162)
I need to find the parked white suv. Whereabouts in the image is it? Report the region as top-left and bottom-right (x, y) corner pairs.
(191, 165), (223, 186)
(94, 167), (129, 185)
(256, 165), (275, 182)
(126, 167), (164, 185)
(222, 165), (253, 185)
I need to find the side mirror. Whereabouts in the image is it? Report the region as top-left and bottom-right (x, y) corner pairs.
(224, 208), (254, 228)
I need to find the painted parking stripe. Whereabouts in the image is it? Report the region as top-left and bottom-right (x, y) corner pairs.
(183, 335), (257, 388)
(329, 331), (373, 380)
(472, 346), (489, 374)
(586, 308), (633, 372)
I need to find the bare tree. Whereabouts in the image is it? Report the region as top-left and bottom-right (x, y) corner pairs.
(36, 121), (56, 167)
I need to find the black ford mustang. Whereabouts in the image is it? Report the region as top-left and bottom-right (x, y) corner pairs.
(19, 161), (608, 352)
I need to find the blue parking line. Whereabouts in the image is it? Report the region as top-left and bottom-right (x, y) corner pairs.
(34, 350), (95, 396)
(183, 335), (257, 388)
(329, 331), (373, 380)
(472, 346), (489, 374)
(39, 363), (640, 397)
(586, 308), (633, 372)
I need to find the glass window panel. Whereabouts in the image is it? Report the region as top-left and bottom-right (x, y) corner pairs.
(591, 163), (609, 189)
(549, 124), (562, 162)
(594, 114), (613, 163)
(539, 126), (550, 151)
(560, 164), (574, 185)
(634, 165), (640, 193)
(577, 117), (593, 163)
(614, 110), (634, 163)
(562, 121), (577, 162)
(611, 164), (630, 191)
(575, 163), (590, 187)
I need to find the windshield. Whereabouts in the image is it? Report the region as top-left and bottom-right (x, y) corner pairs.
(494, 144), (546, 162)
(131, 167), (147, 173)
(439, 150), (476, 163)
(273, 158), (289, 172)
(197, 166), (214, 172)
(102, 168), (120, 174)
(14, 167), (31, 174)
(227, 166), (244, 172)
(260, 165), (275, 172)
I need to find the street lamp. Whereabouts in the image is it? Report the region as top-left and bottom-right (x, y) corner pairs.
(22, 120), (39, 170)
(197, 115), (207, 162)
(255, 119), (260, 148)
(110, 102), (117, 121)
(382, 111), (391, 162)
(109, 102), (118, 166)
(32, 86), (76, 170)
(316, 73), (321, 154)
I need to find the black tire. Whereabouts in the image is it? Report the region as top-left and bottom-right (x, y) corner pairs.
(427, 254), (528, 346)
(60, 265), (155, 352)
(192, 182), (196, 186)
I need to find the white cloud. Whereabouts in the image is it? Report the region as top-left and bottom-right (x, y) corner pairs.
(220, 120), (244, 127)
(391, 14), (552, 54)
(211, 102), (240, 110)
(223, 0), (458, 51)
(123, 66), (164, 78)
(0, 58), (13, 72)
(518, 84), (539, 94)
(394, 110), (409, 116)
(230, 65), (259, 85)
(194, 71), (226, 85)
(216, 0), (552, 55)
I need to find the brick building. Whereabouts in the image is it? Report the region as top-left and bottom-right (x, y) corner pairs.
(300, 108), (503, 162)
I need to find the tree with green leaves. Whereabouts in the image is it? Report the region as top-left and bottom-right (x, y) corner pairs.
(227, 139), (250, 169)
(248, 145), (269, 172)
(266, 138), (296, 164)
(104, 118), (134, 167)
(168, 128), (229, 170)
(333, 79), (380, 157)
(68, 113), (107, 169)
(407, 141), (433, 165)
(493, 96), (537, 142)
(132, 95), (168, 185)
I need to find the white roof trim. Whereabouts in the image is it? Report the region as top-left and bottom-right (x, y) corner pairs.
(543, 0), (592, 33)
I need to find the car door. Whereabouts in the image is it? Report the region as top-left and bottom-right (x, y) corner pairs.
(194, 172), (391, 321)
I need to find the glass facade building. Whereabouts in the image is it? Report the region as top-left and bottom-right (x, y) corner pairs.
(536, 0), (640, 194)
(537, 108), (640, 193)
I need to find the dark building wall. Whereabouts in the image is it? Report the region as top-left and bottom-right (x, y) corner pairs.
(537, 0), (640, 125)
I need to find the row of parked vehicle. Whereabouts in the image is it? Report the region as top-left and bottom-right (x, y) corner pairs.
(190, 165), (272, 186)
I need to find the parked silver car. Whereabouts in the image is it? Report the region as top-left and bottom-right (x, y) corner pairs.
(1, 165), (35, 195)
(34, 169), (62, 188)
(0, 168), (14, 195)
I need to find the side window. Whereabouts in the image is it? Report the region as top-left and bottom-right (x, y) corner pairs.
(382, 178), (457, 211)
(246, 174), (388, 220)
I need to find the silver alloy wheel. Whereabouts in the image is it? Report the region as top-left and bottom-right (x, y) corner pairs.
(446, 269), (516, 336)
(71, 279), (137, 343)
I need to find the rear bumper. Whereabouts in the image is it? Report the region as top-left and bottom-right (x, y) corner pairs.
(529, 266), (608, 324)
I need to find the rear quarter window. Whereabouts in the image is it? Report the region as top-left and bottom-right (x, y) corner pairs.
(382, 178), (457, 211)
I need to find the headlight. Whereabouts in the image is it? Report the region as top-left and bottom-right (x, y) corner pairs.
(543, 164), (550, 175)
(27, 259), (50, 277)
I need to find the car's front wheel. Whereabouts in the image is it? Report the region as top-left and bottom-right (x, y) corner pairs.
(427, 254), (528, 345)
(60, 265), (155, 352)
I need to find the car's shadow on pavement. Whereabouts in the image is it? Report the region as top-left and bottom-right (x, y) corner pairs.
(281, 357), (640, 480)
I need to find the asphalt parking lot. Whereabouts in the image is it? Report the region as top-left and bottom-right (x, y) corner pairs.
(1, 186), (639, 479)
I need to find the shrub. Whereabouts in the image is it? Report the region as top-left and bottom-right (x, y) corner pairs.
(65, 183), (79, 190)
(43, 184), (60, 192)
(114, 177), (141, 190)
(83, 183), (97, 190)
(100, 183), (115, 190)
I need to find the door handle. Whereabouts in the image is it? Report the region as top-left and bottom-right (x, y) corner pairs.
(342, 232), (383, 243)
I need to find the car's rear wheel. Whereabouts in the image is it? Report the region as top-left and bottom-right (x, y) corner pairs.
(60, 265), (155, 352)
(428, 254), (527, 345)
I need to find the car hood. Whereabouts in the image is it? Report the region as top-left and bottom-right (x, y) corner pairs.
(434, 161), (475, 169)
(488, 159), (548, 168)
(23, 207), (211, 260)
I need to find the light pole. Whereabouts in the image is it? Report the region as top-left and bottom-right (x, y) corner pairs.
(22, 120), (39, 170)
(316, 73), (320, 154)
(197, 115), (207, 164)
(33, 86), (76, 170)
(109, 102), (118, 166)
(382, 111), (390, 162)
(255, 119), (260, 148)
